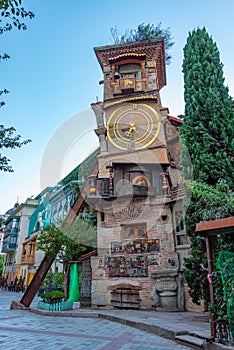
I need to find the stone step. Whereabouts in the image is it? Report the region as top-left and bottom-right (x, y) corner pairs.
(175, 334), (205, 349)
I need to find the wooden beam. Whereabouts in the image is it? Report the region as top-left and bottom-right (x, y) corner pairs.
(196, 216), (234, 235)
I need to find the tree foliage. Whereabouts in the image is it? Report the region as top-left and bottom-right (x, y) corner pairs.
(180, 27), (234, 187)
(0, 125), (31, 172)
(215, 251), (234, 337)
(0, 0), (33, 172)
(185, 179), (234, 223)
(183, 180), (234, 305)
(40, 290), (65, 304)
(36, 225), (63, 259)
(36, 218), (97, 299)
(110, 22), (174, 65)
(36, 219), (96, 261)
(0, 0), (34, 33)
(59, 217), (97, 266)
(0, 254), (5, 275)
(180, 27), (234, 308)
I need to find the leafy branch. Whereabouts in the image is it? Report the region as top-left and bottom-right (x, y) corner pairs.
(0, 124), (31, 172)
(0, 0), (34, 33)
(110, 22), (174, 65)
(0, 0), (33, 172)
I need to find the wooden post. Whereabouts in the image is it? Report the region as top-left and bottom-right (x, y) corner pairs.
(20, 256), (55, 307)
(206, 234), (215, 339)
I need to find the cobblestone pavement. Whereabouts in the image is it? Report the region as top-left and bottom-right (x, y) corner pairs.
(0, 290), (192, 350)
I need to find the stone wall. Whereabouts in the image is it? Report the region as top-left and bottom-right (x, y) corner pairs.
(184, 282), (207, 312)
(91, 197), (184, 310)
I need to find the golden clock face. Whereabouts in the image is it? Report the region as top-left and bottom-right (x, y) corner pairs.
(106, 103), (160, 151)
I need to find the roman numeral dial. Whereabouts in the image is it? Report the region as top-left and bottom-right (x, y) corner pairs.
(106, 103), (160, 151)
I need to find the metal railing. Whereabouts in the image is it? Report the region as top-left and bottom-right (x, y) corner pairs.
(212, 318), (233, 345)
(2, 242), (17, 251)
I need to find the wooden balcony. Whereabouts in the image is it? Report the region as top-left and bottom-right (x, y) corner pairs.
(111, 78), (145, 95)
(90, 178), (149, 198)
(21, 255), (35, 265)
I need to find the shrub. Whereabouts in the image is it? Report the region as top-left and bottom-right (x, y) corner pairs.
(53, 272), (64, 289)
(40, 290), (65, 304)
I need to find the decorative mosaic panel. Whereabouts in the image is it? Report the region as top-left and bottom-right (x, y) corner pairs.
(111, 238), (160, 255)
(81, 260), (92, 298)
(105, 253), (158, 278)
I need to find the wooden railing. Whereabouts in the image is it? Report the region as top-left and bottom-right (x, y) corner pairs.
(21, 255), (35, 264)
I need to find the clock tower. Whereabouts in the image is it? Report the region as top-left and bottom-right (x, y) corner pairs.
(89, 39), (187, 310)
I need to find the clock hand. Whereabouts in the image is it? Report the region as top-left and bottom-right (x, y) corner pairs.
(125, 122), (138, 137)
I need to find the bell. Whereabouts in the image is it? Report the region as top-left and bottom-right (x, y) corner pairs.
(114, 70), (120, 80)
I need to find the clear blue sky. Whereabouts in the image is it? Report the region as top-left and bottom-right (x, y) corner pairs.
(1, 0), (234, 213)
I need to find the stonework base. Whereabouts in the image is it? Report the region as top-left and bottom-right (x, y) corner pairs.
(151, 269), (184, 311)
(10, 300), (29, 310)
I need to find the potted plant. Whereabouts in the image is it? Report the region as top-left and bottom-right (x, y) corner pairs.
(37, 290), (73, 311)
(40, 290), (65, 304)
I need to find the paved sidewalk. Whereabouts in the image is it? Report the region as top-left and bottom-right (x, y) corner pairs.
(32, 307), (212, 340)
(1, 290), (233, 349)
(30, 302), (233, 349)
(0, 290), (192, 350)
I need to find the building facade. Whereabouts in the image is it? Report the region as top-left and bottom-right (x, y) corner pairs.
(50, 148), (99, 225)
(0, 213), (8, 253)
(2, 198), (38, 284)
(88, 38), (188, 310)
(2, 149), (99, 290)
(20, 188), (53, 286)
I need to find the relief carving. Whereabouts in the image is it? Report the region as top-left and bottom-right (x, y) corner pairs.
(155, 280), (177, 292)
(113, 204), (147, 220)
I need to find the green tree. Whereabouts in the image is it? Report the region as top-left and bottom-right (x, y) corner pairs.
(181, 27), (234, 187)
(0, 254), (5, 275)
(0, 0), (34, 172)
(110, 22), (174, 65)
(0, 125), (31, 172)
(36, 218), (96, 300)
(53, 272), (64, 289)
(183, 180), (234, 305)
(0, 0), (34, 32)
(180, 27), (234, 308)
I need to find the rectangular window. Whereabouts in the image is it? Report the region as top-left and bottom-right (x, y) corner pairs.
(175, 210), (184, 233)
(123, 223), (147, 239)
(174, 210), (188, 246)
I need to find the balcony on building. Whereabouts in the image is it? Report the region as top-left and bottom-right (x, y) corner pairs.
(21, 254), (35, 264)
(3, 216), (19, 236)
(111, 62), (146, 96)
(87, 167), (170, 202)
(2, 222), (19, 252)
(21, 240), (36, 265)
(2, 240), (17, 252)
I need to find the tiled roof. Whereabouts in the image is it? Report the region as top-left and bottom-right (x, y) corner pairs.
(94, 38), (166, 91)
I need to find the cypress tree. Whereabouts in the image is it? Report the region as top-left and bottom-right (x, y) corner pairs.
(181, 28), (234, 307)
(181, 27), (234, 187)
